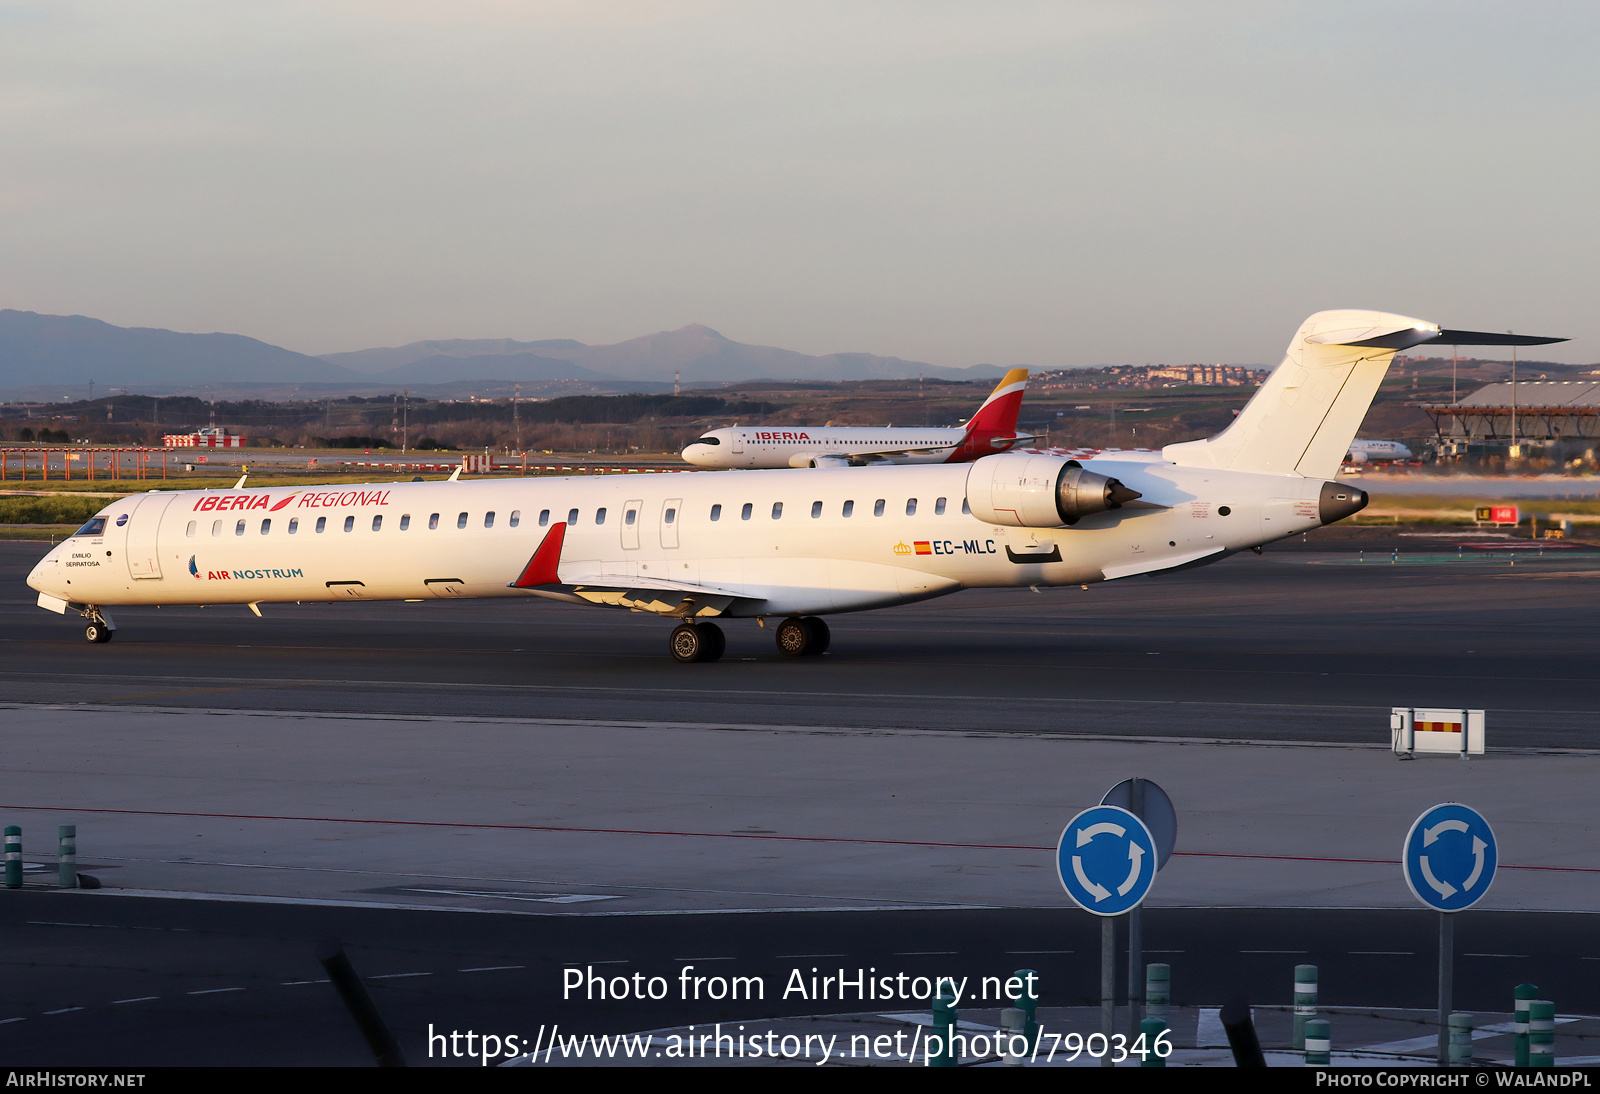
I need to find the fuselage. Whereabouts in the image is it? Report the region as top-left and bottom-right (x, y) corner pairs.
(1346, 439), (1414, 463)
(27, 457), (1346, 620)
(680, 425), (1029, 469)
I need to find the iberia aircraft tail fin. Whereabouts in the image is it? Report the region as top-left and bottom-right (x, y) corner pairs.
(965, 368), (1029, 436)
(1162, 311), (1566, 480)
(943, 368), (1033, 462)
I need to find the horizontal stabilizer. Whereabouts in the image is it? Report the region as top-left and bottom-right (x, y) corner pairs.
(1307, 326), (1567, 349)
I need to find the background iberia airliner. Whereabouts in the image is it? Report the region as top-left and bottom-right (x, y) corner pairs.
(680, 369), (1032, 468)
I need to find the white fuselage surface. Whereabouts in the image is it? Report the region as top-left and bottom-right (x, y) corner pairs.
(27, 457), (1340, 620)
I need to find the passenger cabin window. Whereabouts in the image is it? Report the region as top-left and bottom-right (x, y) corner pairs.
(260, 519), (271, 534)
(212, 520), (223, 537)
(399, 515), (409, 531)
(811, 501), (822, 519)
(288, 518), (299, 534)
(962, 499), (971, 515)
(710, 504), (722, 521)
(428, 513), (440, 530)
(456, 512), (468, 529)
(484, 512), (495, 528)
(372, 515), (382, 532)
(315, 517), (326, 534)
(906, 498), (917, 516)
(665, 508), (676, 524)
(235, 519), (246, 536)
(538, 509), (550, 526)
(567, 508), (579, 525)
(741, 503), (753, 520)
(343, 516), (355, 533)
(185, 521), (196, 537)
(771, 502), (783, 519)
(509, 511), (520, 528)
(595, 508), (607, 525)
(873, 499), (885, 517)
(842, 500), (854, 517)
(935, 497), (946, 516)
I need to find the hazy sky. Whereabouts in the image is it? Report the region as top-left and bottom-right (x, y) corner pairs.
(3, 1), (1596, 366)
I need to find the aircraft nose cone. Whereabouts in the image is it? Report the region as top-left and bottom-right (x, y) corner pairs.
(26, 552), (60, 595)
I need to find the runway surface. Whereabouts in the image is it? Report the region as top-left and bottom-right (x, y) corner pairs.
(5, 541), (1600, 746)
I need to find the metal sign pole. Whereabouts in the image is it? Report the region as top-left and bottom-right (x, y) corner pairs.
(1101, 915), (1115, 1067)
(1437, 911), (1453, 1067)
(1126, 777), (1145, 1041)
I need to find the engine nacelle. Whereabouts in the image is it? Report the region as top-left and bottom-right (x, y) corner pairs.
(965, 453), (1142, 528)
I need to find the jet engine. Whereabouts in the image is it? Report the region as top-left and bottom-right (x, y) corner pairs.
(965, 453), (1142, 528)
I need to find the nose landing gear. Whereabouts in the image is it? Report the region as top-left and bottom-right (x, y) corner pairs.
(79, 606), (116, 644)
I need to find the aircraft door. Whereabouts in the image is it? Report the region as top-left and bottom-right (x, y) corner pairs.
(661, 498), (682, 549)
(124, 493), (176, 580)
(731, 432), (743, 454)
(622, 499), (643, 550)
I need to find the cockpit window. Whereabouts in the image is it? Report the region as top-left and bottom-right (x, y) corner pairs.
(73, 517), (107, 537)
(695, 436), (721, 446)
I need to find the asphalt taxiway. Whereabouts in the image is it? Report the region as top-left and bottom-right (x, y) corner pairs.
(4, 540), (1600, 745)
(3, 537), (1599, 1065)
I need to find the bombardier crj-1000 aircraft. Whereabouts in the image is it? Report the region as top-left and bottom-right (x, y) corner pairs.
(28, 311), (1564, 662)
(680, 369), (1033, 468)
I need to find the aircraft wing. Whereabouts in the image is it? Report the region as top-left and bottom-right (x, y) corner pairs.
(507, 522), (764, 616)
(558, 570), (765, 617)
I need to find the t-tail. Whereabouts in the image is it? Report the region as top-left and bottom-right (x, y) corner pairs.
(946, 368), (1033, 461)
(1163, 310), (1566, 479)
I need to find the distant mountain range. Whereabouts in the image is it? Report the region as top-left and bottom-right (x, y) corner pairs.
(0, 311), (1008, 400)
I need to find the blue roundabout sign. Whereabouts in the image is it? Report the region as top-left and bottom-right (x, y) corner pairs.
(1402, 802), (1497, 912)
(1056, 805), (1158, 916)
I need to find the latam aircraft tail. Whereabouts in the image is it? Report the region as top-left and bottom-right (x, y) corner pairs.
(1163, 310), (1566, 479)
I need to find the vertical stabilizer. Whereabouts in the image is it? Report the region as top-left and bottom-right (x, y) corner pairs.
(965, 368), (1030, 435)
(1163, 310), (1431, 479)
(944, 368), (1031, 462)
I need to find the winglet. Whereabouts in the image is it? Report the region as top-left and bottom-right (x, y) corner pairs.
(509, 523), (567, 587)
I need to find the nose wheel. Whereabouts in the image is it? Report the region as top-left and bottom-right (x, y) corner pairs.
(669, 621), (725, 663)
(776, 616), (829, 657)
(84, 622), (114, 644)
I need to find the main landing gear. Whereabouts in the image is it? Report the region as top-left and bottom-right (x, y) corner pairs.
(669, 621), (726, 663)
(666, 616), (831, 662)
(775, 616), (829, 658)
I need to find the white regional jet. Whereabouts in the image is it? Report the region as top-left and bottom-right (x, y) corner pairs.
(27, 311), (1564, 662)
(680, 369), (1033, 468)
